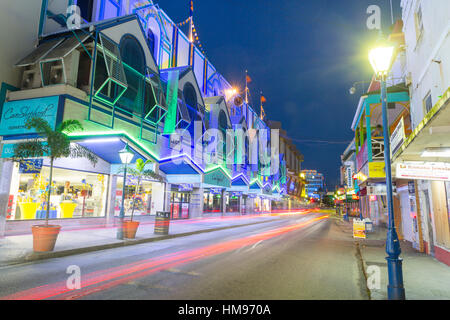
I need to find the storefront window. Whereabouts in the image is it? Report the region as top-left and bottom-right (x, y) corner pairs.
(170, 191), (190, 220)
(203, 190), (222, 213)
(115, 177), (160, 217)
(7, 164), (109, 220)
(226, 192), (240, 213)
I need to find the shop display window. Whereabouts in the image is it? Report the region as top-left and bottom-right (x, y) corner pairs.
(7, 164), (109, 220)
(115, 178), (160, 217)
(170, 192), (190, 219)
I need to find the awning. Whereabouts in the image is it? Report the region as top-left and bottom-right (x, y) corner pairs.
(159, 155), (202, 175)
(203, 166), (232, 188)
(15, 32), (92, 67)
(74, 137), (147, 164)
(392, 87), (450, 168)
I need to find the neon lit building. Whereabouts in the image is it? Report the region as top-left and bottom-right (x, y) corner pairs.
(0, 0), (291, 236)
(301, 170), (325, 200)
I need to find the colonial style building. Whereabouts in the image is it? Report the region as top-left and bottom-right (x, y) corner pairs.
(0, 0), (302, 236)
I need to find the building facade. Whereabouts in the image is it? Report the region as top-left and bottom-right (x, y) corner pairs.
(302, 170), (325, 201)
(348, 0), (450, 266)
(0, 0), (298, 236)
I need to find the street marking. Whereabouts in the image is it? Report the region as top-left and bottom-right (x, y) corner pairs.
(165, 268), (201, 276)
(251, 240), (264, 250)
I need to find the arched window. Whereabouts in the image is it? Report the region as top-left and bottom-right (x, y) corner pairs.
(183, 82), (197, 110)
(120, 35), (146, 74)
(119, 35), (146, 114)
(218, 110), (228, 157)
(147, 29), (156, 57)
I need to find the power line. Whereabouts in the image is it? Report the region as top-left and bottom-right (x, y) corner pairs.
(281, 135), (351, 145)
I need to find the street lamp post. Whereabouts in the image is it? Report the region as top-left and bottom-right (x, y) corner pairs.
(369, 41), (406, 300)
(116, 142), (134, 240)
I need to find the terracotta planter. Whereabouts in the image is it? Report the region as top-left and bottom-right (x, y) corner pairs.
(123, 220), (140, 239)
(31, 225), (61, 252)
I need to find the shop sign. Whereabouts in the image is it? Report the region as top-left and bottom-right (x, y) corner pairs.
(178, 184), (193, 192)
(390, 117), (405, 157)
(1, 142), (49, 159)
(0, 96), (60, 135)
(209, 188), (222, 194)
(368, 162), (385, 178)
(367, 183), (397, 195)
(204, 169), (231, 188)
(396, 162), (450, 181)
(19, 159), (43, 174)
(353, 219), (366, 239)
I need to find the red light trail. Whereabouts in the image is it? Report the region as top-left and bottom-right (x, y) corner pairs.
(1, 213), (327, 300)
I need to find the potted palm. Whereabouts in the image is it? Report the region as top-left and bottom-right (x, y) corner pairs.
(13, 117), (98, 252)
(122, 158), (164, 239)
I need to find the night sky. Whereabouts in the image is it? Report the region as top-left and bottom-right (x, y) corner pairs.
(156, 0), (401, 189)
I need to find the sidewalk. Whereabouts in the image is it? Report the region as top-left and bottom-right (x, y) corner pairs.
(332, 215), (450, 300)
(0, 213), (279, 267)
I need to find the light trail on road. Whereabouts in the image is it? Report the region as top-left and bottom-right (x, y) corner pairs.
(0, 213), (328, 300)
(5, 209), (315, 236)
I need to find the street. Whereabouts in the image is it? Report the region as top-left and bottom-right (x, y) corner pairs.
(0, 211), (368, 300)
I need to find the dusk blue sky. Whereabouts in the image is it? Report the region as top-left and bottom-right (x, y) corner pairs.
(157, 0), (402, 189)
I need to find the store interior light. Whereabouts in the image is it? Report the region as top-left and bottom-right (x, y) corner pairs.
(421, 147), (450, 158)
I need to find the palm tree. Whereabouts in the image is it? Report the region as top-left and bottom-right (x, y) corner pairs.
(12, 117), (98, 226)
(126, 158), (164, 221)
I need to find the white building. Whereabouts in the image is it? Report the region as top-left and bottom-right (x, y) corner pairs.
(393, 0), (450, 266)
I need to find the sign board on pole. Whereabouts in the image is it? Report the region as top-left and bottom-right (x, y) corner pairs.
(390, 117), (405, 157)
(368, 162), (386, 178)
(396, 162), (450, 181)
(353, 219), (366, 239)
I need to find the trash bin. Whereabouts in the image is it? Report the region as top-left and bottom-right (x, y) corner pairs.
(154, 211), (170, 235)
(364, 219), (374, 233)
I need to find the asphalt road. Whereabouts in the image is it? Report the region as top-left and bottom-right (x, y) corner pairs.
(0, 212), (368, 300)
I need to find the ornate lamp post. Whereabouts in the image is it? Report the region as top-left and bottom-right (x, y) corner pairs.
(116, 142), (134, 240)
(368, 38), (405, 300)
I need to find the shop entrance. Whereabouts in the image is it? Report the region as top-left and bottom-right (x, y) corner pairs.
(203, 189), (223, 213)
(226, 192), (241, 213)
(170, 192), (190, 220)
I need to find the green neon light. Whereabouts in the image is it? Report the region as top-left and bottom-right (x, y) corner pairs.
(204, 165), (233, 180)
(163, 70), (179, 135)
(67, 130), (159, 161)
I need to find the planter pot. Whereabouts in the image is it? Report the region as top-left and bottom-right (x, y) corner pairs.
(123, 220), (140, 239)
(31, 225), (61, 252)
(60, 202), (77, 218)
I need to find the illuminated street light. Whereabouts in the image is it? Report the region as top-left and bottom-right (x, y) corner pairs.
(369, 36), (405, 300)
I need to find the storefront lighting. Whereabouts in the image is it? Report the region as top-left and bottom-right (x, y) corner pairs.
(81, 138), (120, 143)
(421, 147), (450, 158)
(119, 143), (134, 165)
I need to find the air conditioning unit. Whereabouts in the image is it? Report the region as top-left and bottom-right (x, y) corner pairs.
(21, 65), (42, 90)
(49, 64), (64, 85)
(405, 72), (412, 87)
(41, 49), (80, 87)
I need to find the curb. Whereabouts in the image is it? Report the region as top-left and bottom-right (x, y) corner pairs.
(0, 218), (278, 268)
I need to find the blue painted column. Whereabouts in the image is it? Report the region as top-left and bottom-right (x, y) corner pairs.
(380, 77), (405, 300)
(365, 101), (373, 162)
